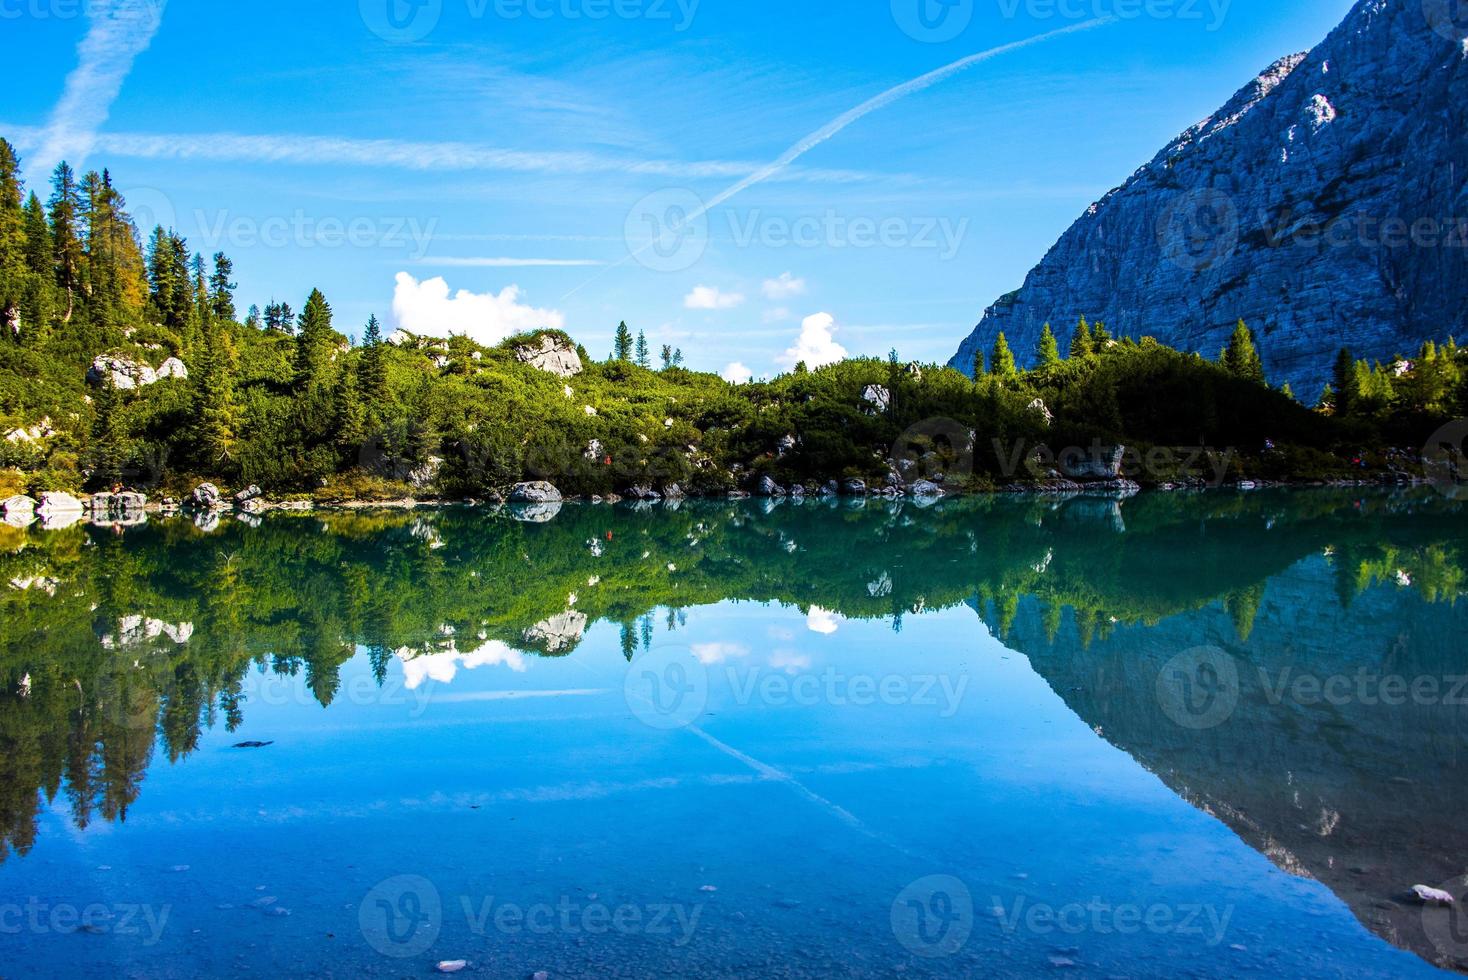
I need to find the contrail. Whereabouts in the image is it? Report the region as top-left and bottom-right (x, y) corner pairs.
(28, 0), (168, 183)
(562, 16), (1118, 301)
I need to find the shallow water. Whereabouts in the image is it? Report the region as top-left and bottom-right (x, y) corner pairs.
(1, 490), (1466, 977)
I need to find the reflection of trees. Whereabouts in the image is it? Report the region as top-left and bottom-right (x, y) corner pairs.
(0, 489), (1464, 865)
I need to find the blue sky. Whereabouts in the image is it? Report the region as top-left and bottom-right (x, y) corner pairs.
(5, 0), (1353, 379)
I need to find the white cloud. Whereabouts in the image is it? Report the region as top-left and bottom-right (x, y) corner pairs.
(2, 125), (888, 186)
(763, 307), (793, 324)
(722, 362), (754, 384)
(807, 607), (842, 635)
(779, 312), (848, 371)
(28, 0), (168, 182)
(684, 285), (746, 311)
(692, 642), (748, 665)
(396, 641), (528, 691)
(762, 273), (807, 300)
(390, 272), (565, 346)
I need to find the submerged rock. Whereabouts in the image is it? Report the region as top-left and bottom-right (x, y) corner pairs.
(435, 960), (468, 974)
(1412, 885), (1455, 906)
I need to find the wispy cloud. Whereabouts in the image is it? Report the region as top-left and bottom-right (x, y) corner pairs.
(28, 0), (167, 182)
(4, 125), (895, 186)
(408, 257), (605, 268)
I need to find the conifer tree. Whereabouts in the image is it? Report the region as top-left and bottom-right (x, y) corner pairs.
(293, 288), (335, 390)
(613, 321), (634, 361)
(209, 252), (236, 323)
(1223, 320), (1265, 384)
(991, 333), (1017, 380)
(660, 344), (673, 370)
(194, 329), (240, 469)
(1069, 316), (1093, 359)
(47, 163), (84, 322)
(359, 314), (388, 416)
(1332, 347), (1358, 417)
(1037, 323), (1060, 368)
(635, 330), (650, 368)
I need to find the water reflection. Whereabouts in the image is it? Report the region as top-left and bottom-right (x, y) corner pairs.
(0, 490), (1465, 969)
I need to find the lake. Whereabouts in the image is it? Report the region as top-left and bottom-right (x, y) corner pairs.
(1, 489), (1466, 978)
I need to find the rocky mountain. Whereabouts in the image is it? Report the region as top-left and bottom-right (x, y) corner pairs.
(950, 0), (1468, 402)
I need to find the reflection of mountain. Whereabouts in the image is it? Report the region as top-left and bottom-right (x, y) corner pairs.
(0, 486), (1464, 977)
(997, 556), (1468, 972)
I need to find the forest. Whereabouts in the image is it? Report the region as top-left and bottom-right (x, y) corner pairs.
(2, 137), (1466, 502)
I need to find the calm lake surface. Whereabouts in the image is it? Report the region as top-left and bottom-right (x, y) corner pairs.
(2, 490), (1467, 978)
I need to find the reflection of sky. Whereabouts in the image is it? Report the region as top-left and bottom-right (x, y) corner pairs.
(2, 598), (1448, 978)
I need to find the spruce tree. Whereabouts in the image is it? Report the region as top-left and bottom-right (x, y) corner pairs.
(660, 344), (673, 370)
(194, 328), (240, 469)
(359, 314), (389, 417)
(209, 252), (236, 323)
(1332, 347), (1358, 417)
(294, 288), (335, 390)
(613, 321), (633, 361)
(47, 163), (84, 322)
(635, 330), (650, 368)
(991, 333), (1017, 380)
(1069, 316), (1093, 358)
(1223, 320), (1265, 384)
(1037, 323), (1060, 368)
(21, 193), (54, 335)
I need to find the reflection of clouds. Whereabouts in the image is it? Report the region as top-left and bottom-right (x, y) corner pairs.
(769, 651), (812, 674)
(692, 642), (748, 665)
(396, 641), (528, 690)
(807, 607), (841, 635)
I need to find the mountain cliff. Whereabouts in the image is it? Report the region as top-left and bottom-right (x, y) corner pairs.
(950, 0), (1468, 402)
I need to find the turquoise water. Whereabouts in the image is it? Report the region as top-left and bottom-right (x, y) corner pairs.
(1, 490), (1465, 977)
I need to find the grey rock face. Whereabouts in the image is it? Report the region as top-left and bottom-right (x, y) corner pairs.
(190, 484), (224, 510)
(950, 1), (1468, 401)
(88, 355), (157, 390)
(515, 335), (583, 378)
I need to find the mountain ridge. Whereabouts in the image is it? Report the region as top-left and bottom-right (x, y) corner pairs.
(950, 0), (1468, 401)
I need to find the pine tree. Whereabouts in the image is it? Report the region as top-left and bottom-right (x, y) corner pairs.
(20, 193), (54, 335)
(991, 332), (1017, 380)
(660, 344), (673, 370)
(1037, 323), (1060, 368)
(293, 288), (335, 390)
(635, 330), (650, 368)
(1069, 316), (1093, 359)
(613, 321), (634, 361)
(1222, 320), (1265, 384)
(209, 252), (236, 323)
(194, 328), (240, 469)
(47, 162), (84, 322)
(244, 304), (261, 329)
(333, 366), (366, 454)
(972, 346), (986, 377)
(0, 140), (26, 335)
(1332, 347), (1358, 417)
(359, 313), (388, 418)
(672, 348), (684, 367)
